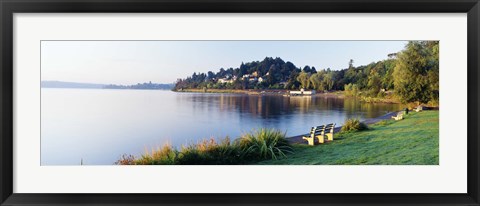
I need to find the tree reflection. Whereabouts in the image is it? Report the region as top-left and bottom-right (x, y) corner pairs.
(183, 93), (402, 120)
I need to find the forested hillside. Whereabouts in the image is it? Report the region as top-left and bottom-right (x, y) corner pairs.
(174, 41), (439, 104)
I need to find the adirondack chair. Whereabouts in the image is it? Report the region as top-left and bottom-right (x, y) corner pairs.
(391, 111), (404, 120)
(324, 123), (336, 141)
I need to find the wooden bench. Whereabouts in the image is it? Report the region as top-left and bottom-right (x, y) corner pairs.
(324, 123), (336, 141)
(316, 125), (326, 144)
(302, 127), (316, 146)
(391, 111), (404, 120)
(415, 105), (423, 112)
(303, 125), (325, 145)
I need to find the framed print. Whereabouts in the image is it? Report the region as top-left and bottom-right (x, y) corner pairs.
(1, 0), (479, 205)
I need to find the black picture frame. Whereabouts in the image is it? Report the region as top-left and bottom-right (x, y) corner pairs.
(1, 0), (479, 205)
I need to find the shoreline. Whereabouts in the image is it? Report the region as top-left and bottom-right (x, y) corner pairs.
(174, 88), (402, 104)
(175, 88), (347, 97)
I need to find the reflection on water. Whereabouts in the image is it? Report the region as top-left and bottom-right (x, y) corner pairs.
(41, 89), (402, 165)
(187, 94), (398, 119)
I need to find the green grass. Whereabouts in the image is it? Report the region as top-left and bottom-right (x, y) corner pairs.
(257, 111), (439, 165)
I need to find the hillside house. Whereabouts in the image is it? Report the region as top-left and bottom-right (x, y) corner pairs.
(289, 88), (316, 96)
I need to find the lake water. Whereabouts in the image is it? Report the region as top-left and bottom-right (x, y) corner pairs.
(41, 89), (403, 165)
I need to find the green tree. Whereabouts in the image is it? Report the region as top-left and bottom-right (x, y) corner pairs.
(348, 59), (354, 69)
(345, 59), (356, 83)
(344, 83), (359, 97)
(426, 41), (439, 103)
(309, 73), (324, 91)
(382, 59), (396, 90)
(393, 41), (439, 104)
(296, 71), (311, 89)
(367, 70), (382, 96)
(323, 72), (334, 91)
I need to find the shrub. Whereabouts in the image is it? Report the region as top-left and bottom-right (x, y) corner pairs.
(376, 90), (386, 98)
(176, 145), (206, 165)
(238, 128), (293, 160)
(204, 137), (244, 164)
(136, 144), (177, 165)
(115, 129), (294, 165)
(176, 137), (243, 165)
(341, 118), (369, 132)
(344, 83), (359, 97)
(115, 154), (136, 165)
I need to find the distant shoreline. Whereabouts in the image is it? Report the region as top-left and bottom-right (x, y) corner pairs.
(42, 86), (402, 104)
(174, 88), (346, 97)
(41, 87), (173, 91)
(41, 81), (174, 90)
(173, 89), (402, 104)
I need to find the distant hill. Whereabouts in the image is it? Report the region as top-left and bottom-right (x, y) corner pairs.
(41, 81), (105, 89)
(104, 82), (175, 90)
(42, 81), (175, 90)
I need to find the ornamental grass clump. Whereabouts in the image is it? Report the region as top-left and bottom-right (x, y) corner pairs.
(115, 144), (177, 165)
(341, 118), (369, 132)
(115, 129), (294, 165)
(176, 137), (243, 165)
(137, 144), (178, 165)
(115, 154), (136, 165)
(238, 128), (293, 161)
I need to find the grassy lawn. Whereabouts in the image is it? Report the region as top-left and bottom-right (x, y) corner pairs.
(257, 110), (439, 165)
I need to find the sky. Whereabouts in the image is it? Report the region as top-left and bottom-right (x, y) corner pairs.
(41, 41), (408, 85)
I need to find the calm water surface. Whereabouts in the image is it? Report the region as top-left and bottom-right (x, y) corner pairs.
(41, 89), (403, 165)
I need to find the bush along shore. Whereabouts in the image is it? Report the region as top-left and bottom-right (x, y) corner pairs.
(116, 110), (438, 165)
(115, 129), (293, 165)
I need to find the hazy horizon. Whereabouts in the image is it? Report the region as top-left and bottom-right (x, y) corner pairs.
(41, 41), (407, 85)
(40, 80), (174, 85)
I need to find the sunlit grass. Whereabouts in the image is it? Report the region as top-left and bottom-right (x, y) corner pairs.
(257, 111), (439, 165)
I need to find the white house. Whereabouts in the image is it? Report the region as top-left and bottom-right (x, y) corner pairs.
(289, 88), (316, 95)
(218, 78), (233, 84)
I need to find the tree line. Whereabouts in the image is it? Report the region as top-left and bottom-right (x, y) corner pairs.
(174, 41), (439, 104)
